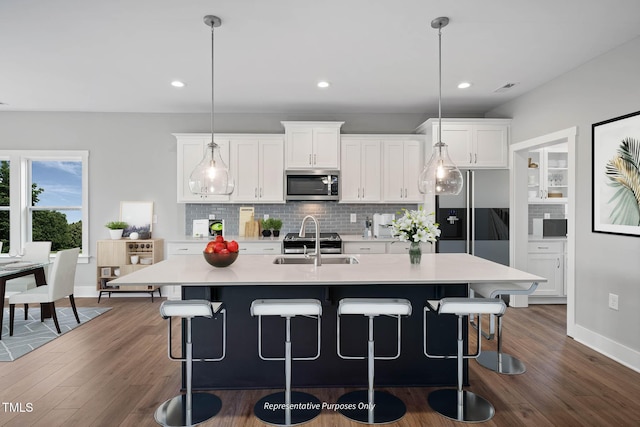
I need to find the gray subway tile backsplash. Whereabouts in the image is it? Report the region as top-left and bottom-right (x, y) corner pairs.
(185, 202), (419, 236)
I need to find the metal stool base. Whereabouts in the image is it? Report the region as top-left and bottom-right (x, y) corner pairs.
(337, 390), (406, 424)
(428, 389), (494, 423)
(154, 393), (222, 427)
(477, 351), (526, 375)
(254, 391), (321, 426)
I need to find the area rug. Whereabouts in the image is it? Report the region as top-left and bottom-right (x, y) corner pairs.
(0, 307), (111, 361)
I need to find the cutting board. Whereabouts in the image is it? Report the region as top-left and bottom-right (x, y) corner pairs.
(244, 218), (260, 238)
(239, 207), (255, 237)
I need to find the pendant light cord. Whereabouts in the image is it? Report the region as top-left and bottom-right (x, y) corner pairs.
(210, 23), (215, 154)
(437, 24), (442, 148)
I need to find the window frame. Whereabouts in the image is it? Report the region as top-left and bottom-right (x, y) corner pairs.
(0, 150), (89, 263)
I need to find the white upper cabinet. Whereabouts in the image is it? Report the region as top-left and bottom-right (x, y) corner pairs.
(527, 143), (568, 203)
(175, 133), (231, 203)
(418, 119), (511, 169)
(382, 137), (423, 203)
(340, 137), (382, 202)
(282, 121), (344, 169)
(230, 135), (284, 203)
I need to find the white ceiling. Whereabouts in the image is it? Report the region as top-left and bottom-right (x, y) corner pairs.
(2, 0), (640, 115)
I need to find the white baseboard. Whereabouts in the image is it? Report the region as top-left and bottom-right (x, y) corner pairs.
(572, 324), (640, 373)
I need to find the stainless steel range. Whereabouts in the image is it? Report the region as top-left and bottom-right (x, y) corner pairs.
(282, 232), (342, 254)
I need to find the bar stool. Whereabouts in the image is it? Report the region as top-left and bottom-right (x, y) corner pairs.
(336, 298), (412, 424)
(470, 282), (538, 374)
(424, 297), (506, 423)
(250, 299), (322, 426)
(155, 300), (226, 427)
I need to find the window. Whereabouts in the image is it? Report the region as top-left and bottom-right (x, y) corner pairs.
(0, 151), (89, 260)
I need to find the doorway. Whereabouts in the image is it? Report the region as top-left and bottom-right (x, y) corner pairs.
(509, 127), (577, 337)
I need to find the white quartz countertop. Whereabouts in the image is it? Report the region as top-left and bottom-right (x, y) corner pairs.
(110, 253), (545, 287)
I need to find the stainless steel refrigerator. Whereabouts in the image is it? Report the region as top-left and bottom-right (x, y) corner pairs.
(435, 170), (510, 266)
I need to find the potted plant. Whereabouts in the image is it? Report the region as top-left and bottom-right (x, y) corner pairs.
(260, 218), (274, 237)
(271, 219), (283, 237)
(105, 221), (128, 240)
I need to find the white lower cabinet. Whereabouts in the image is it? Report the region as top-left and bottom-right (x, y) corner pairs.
(343, 241), (435, 254)
(527, 241), (565, 298)
(237, 242), (282, 254)
(343, 242), (386, 254)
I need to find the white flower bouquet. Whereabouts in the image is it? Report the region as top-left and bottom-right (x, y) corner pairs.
(390, 207), (441, 244)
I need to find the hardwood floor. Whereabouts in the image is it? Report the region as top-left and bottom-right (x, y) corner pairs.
(1, 297), (639, 426)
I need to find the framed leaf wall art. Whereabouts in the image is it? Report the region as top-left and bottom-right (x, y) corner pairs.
(592, 110), (640, 236)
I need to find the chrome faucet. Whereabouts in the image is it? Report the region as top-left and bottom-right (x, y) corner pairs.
(299, 215), (322, 266)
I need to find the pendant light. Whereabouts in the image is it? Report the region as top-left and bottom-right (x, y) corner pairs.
(189, 15), (234, 196)
(418, 17), (463, 196)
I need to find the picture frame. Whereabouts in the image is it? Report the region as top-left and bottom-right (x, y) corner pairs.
(120, 201), (153, 238)
(592, 110), (640, 237)
(100, 267), (111, 277)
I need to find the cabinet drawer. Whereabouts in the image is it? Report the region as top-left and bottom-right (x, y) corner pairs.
(343, 242), (386, 254)
(238, 242), (282, 254)
(167, 242), (206, 256)
(527, 241), (563, 253)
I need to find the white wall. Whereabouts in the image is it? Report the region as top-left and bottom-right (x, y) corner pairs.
(0, 111), (432, 294)
(489, 37), (640, 369)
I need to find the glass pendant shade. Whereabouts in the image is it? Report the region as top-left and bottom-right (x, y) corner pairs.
(189, 142), (235, 195)
(418, 141), (463, 195)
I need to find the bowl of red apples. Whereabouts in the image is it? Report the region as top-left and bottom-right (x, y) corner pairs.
(203, 235), (239, 267)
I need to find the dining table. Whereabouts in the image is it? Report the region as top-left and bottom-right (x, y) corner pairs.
(0, 259), (50, 339)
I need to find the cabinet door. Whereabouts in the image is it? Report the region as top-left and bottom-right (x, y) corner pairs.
(402, 140), (423, 202)
(259, 138), (285, 202)
(230, 138), (260, 202)
(473, 125), (508, 168)
(176, 136), (231, 203)
(361, 140), (382, 202)
(312, 127), (340, 168)
(382, 141), (406, 202)
(528, 253), (564, 296)
(434, 124), (472, 166)
(340, 140), (363, 202)
(286, 128), (314, 168)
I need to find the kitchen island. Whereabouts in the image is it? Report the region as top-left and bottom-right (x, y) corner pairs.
(110, 253), (544, 390)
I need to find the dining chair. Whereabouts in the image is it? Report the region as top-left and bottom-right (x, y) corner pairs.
(9, 247), (80, 336)
(5, 241), (52, 293)
(5, 241), (52, 319)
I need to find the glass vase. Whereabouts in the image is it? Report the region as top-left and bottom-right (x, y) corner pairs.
(409, 242), (422, 265)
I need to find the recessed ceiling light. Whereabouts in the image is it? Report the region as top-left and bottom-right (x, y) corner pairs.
(457, 82), (471, 89)
(171, 80), (186, 88)
(317, 81), (330, 89)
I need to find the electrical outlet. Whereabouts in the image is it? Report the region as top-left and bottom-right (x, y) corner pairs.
(350, 213), (357, 223)
(608, 293), (619, 311)
(263, 214), (269, 220)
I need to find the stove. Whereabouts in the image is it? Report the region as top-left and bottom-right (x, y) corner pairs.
(282, 232), (342, 254)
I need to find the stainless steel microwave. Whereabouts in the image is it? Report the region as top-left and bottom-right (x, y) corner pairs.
(285, 170), (339, 201)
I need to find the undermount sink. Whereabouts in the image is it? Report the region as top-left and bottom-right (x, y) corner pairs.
(273, 256), (359, 265)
